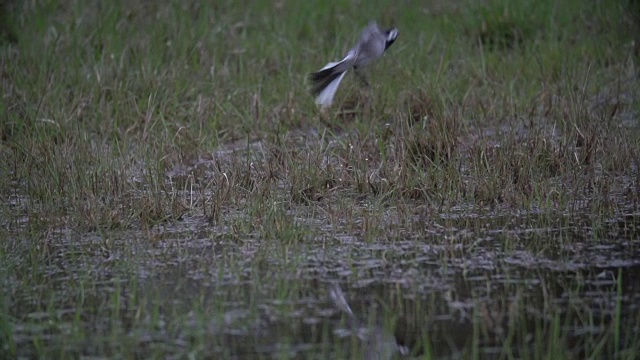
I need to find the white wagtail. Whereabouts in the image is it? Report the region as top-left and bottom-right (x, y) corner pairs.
(309, 21), (398, 108)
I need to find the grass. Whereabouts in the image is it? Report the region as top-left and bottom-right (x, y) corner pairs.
(1, 0), (640, 358)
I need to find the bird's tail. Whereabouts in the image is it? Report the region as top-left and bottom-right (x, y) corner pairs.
(309, 53), (355, 108)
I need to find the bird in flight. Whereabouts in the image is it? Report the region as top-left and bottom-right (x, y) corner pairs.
(309, 21), (399, 109)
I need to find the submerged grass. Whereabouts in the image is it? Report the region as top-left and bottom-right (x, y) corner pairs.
(1, 0), (639, 358)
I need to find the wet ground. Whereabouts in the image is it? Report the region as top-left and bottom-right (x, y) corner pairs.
(5, 191), (640, 359)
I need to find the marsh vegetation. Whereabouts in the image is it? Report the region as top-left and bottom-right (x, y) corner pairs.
(1, 0), (639, 358)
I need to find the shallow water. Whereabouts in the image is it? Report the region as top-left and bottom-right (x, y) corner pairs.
(4, 200), (639, 359)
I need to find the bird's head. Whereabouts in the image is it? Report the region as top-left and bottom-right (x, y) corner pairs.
(384, 28), (398, 50)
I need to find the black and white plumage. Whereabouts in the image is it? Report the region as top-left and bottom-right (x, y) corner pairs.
(309, 22), (398, 108)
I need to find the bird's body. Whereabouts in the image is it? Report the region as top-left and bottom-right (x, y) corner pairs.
(309, 22), (398, 108)
(354, 22), (390, 66)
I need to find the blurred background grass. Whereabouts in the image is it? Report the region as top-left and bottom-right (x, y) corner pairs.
(2, 0), (637, 141)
